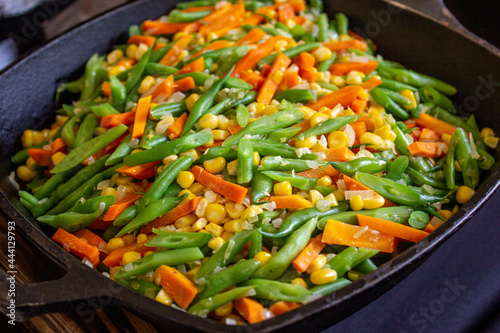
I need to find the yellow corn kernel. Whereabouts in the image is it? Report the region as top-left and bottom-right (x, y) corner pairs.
(318, 176), (332, 187)
(206, 222), (224, 237)
(333, 190), (345, 202)
(178, 189), (196, 205)
(16, 165), (35, 182)
(272, 70), (284, 85)
(177, 171), (195, 189)
(212, 130), (230, 141)
(350, 195), (364, 211)
(454, 160), (462, 172)
(101, 187), (116, 197)
(208, 236), (224, 250)
(456, 186), (475, 204)
(248, 102), (265, 115)
(360, 132), (384, 149)
(310, 112), (330, 127)
(484, 136), (499, 149)
(438, 210), (453, 220)
(358, 88), (369, 101)
(207, 32), (218, 42)
(263, 105), (279, 116)
(173, 31), (187, 41)
(481, 127), (495, 138)
(180, 149), (198, 160)
(312, 46), (332, 62)
(362, 195), (385, 210)
(211, 63), (219, 71)
(272, 180), (292, 196)
(189, 182), (205, 196)
(338, 55), (350, 63)
(126, 44), (138, 59)
(253, 152), (261, 166)
(155, 289), (173, 306)
(324, 193), (339, 207)
(310, 82), (322, 92)
(295, 135), (318, 149)
(291, 277), (309, 289)
(121, 251), (142, 265)
(175, 214), (197, 228)
(225, 202), (245, 219)
(192, 218), (208, 232)
(107, 49), (124, 64)
(107, 238), (125, 252)
(21, 130), (35, 148)
(135, 43), (149, 60)
(400, 89), (417, 110)
(138, 75), (156, 94)
(136, 234), (148, 244)
(224, 219), (244, 233)
(186, 93), (200, 111)
(345, 72), (363, 85)
(254, 251), (272, 266)
(306, 254), (327, 274)
(203, 157), (226, 174)
(205, 204), (227, 224)
(368, 107), (384, 128)
(328, 131), (348, 148)
(308, 190), (324, 205)
(108, 65), (126, 77)
(194, 198), (208, 218)
(214, 301), (233, 317)
(339, 33), (352, 41)
(274, 39), (288, 52)
(217, 115), (230, 130)
(310, 268), (337, 285)
(199, 113), (219, 129)
(122, 234), (136, 246)
(300, 106), (315, 120)
(227, 160), (238, 176)
(221, 231), (234, 242)
(25, 157), (36, 170)
(144, 251), (155, 257)
(109, 266), (122, 280)
(373, 125), (392, 140)
(241, 205), (263, 220)
(441, 133), (452, 146)
(33, 131), (44, 145)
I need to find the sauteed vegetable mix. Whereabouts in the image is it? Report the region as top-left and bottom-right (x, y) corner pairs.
(12, 0), (499, 324)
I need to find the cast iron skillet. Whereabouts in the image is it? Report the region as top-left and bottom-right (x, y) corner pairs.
(0, 0), (499, 331)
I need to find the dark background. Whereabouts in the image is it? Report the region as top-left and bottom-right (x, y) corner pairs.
(1, 1), (499, 332)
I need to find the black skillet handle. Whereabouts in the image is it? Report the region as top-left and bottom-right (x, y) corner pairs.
(389, 0), (463, 30)
(0, 258), (114, 321)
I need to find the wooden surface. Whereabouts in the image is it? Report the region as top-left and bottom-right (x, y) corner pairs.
(0, 210), (158, 333)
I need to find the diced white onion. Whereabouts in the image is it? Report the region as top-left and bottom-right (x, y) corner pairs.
(82, 257), (93, 268)
(128, 138), (140, 149)
(350, 53), (370, 63)
(342, 124), (356, 147)
(166, 91), (185, 103)
(291, 83), (310, 90)
(8, 171), (19, 191)
(272, 218), (283, 229)
(336, 179), (347, 191)
(316, 200), (331, 212)
(469, 132), (480, 159)
(305, 160), (319, 169)
(97, 180), (111, 190)
(344, 190), (374, 200)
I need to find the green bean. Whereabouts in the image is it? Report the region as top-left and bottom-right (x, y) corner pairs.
(408, 211), (430, 229)
(217, 92), (257, 116)
(391, 123), (411, 155)
(243, 279), (311, 302)
(385, 156), (409, 181)
(143, 63), (177, 76)
(74, 114), (97, 147)
(266, 127), (301, 143)
(310, 0), (323, 12)
(149, 41), (175, 63)
(335, 13), (349, 35)
(105, 134), (132, 166)
(325, 247), (379, 277)
(12, 141), (48, 164)
(377, 67), (456, 95)
(378, 88), (413, 106)
(317, 206), (414, 229)
(174, 72), (252, 90)
(455, 128), (479, 189)
(370, 87), (409, 119)
(150, 101), (187, 119)
(259, 156), (326, 172)
(406, 166), (447, 189)
(262, 171), (317, 190)
(195, 146), (237, 165)
(139, 119), (156, 149)
(81, 54), (104, 101)
(317, 13), (329, 42)
(168, 9), (211, 22)
(318, 52), (337, 72)
(354, 259), (378, 274)
(236, 104), (249, 127)
(249, 231), (262, 258)
(38, 203), (106, 232)
(308, 278), (351, 296)
(90, 103), (119, 116)
(477, 148), (495, 170)
(102, 162), (123, 179)
(34, 166), (81, 200)
(125, 46), (152, 92)
(257, 42), (322, 68)
(295, 115), (360, 140)
(349, 49), (405, 69)
(327, 158), (386, 176)
(68, 195), (114, 213)
(408, 156), (433, 173)
(128, 25), (141, 37)
(419, 86), (455, 113)
(113, 205), (138, 227)
(114, 277), (161, 298)
(51, 124), (128, 173)
(184, 46), (251, 66)
(378, 79), (417, 92)
(147, 230), (213, 248)
(176, 0), (216, 10)
(251, 170), (273, 205)
(249, 138), (317, 159)
(102, 225), (121, 241)
(116, 247), (204, 278)
(61, 116), (77, 148)
(237, 138), (254, 184)
(109, 76), (127, 111)
(124, 131), (210, 166)
(274, 89), (317, 103)
(188, 286), (254, 317)
(241, 24), (280, 36)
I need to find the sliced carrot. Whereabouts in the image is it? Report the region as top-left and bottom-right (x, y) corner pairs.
(103, 193), (142, 222)
(261, 64), (272, 77)
(175, 57), (205, 75)
(199, 1), (244, 36)
(277, 3), (295, 23)
(100, 111), (136, 128)
(103, 234), (155, 267)
(50, 137), (66, 154)
(268, 195), (314, 209)
(52, 228), (100, 267)
(116, 161), (159, 180)
(419, 128), (440, 142)
(73, 228), (107, 259)
(306, 85), (363, 110)
(88, 218), (113, 230)
(27, 148), (52, 166)
(350, 121), (367, 138)
(296, 165), (339, 179)
(234, 297), (264, 324)
(283, 71), (301, 88)
(191, 40), (231, 58)
(257, 52), (292, 104)
(361, 78), (383, 90)
(165, 112), (188, 140)
(299, 67), (316, 82)
(101, 82), (111, 96)
(191, 166), (248, 204)
(142, 20), (196, 35)
(343, 174), (371, 191)
(408, 141), (448, 158)
(241, 13), (266, 26)
(357, 214), (430, 243)
(321, 147), (355, 162)
(151, 75), (175, 103)
(235, 28), (267, 46)
(297, 52), (315, 71)
(159, 34), (193, 66)
(132, 95), (152, 139)
(153, 42), (166, 52)
(288, 0), (306, 12)
(351, 99), (368, 113)
(127, 35), (156, 47)
(232, 37), (275, 78)
(294, 15), (306, 24)
(174, 77), (196, 92)
(322, 40), (368, 53)
(292, 119), (312, 135)
(153, 265), (198, 309)
(269, 301), (301, 316)
(228, 123), (243, 135)
(322, 220), (397, 253)
(356, 114), (375, 132)
(415, 113), (457, 135)
(292, 234), (326, 273)
(330, 60), (379, 76)
(238, 70), (266, 90)
(140, 197), (201, 235)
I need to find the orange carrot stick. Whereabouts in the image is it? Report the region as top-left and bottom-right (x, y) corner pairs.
(268, 195), (314, 209)
(241, 14), (266, 26)
(151, 75), (175, 103)
(101, 81), (111, 96)
(361, 78), (383, 90)
(175, 57), (205, 75)
(142, 20), (195, 35)
(235, 28), (267, 46)
(350, 121), (367, 138)
(140, 197), (202, 234)
(103, 193), (142, 222)
(116, 161), (159, 180)
(269, 301), (301, 316)
(357, 214), (430, 243)
(283, 71), (301, 88)
(127, 35), (156, 47)
(159, 34), (193, 66)
(191, 166), (248, 204)
(103, 234), (155, 267)
(132, 95), (152, 139)
(321, 147), (355, 162)
(52, 228), (100, 267)
(153, 265), (198, 309)
(306, 85), (363, 110)
(297, 52), (315, 71)
(257, 52), (292, 104)
(174, 77), (196, 92)
(330, 60), (379, 76)
(73, 228), (107, 259)
(238, 70), (266, 90)
(296, 165), (339, 179)
(419, 128), (440, 142)
(165, 112), (188, 140)
(407, 141), (448, 158)
(234, 297), (264, 324)
(322, 220), (397, 253)
(100, 111), (136, 128)
(228, 123), (243, 135)
(27, 148), (52, 166)
(322, 40), (368, 53)
(343, 174), (371, 191)
(232, 37), (275, 78)
(50, 137), (66, 154)
(351, 99), (368, 113)
(415, 113), (457, 135)
(292, 234), (326, 273)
